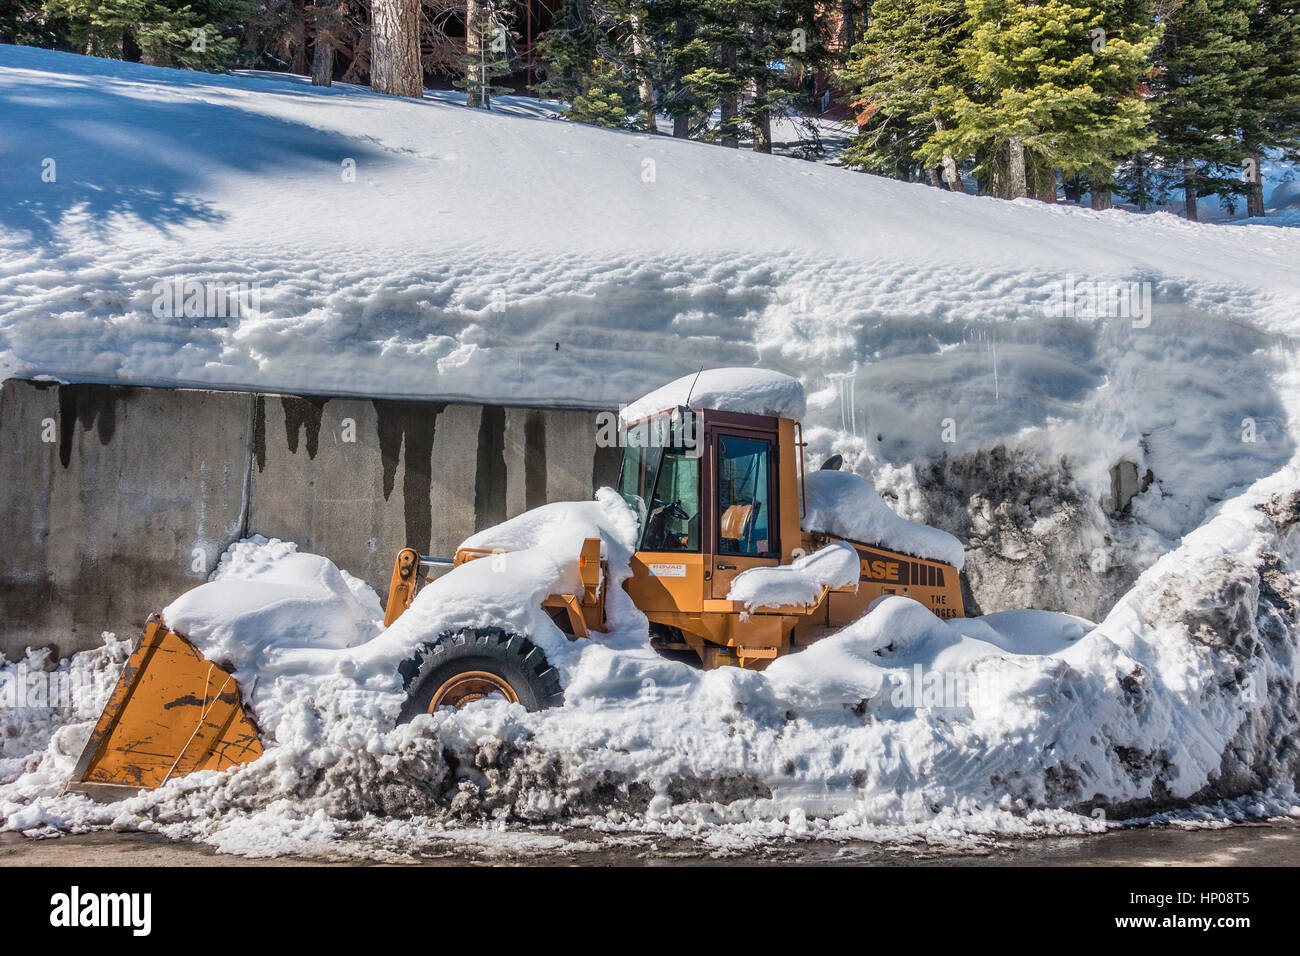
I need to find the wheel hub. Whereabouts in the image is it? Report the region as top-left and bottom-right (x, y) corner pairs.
(429, 671), (519, 710)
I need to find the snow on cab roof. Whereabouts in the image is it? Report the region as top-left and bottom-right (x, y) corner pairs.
(619, 368), (806, 422)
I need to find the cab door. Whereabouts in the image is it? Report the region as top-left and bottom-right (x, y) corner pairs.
(708, 428), (782, 599)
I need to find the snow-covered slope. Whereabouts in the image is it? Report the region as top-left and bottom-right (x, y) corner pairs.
(7, 46), (1300, 619)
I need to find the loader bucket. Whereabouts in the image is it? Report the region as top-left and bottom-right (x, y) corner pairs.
(65, 615), (262, 800)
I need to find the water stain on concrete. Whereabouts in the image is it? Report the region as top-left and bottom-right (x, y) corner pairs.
(283, 396), (329, 458)
(475, 406), (507, 532)
(373, 400), (447, 553)
(524, 411), (547, 511)
(57, 384), (129, 468)
(253, 395), (267, 473)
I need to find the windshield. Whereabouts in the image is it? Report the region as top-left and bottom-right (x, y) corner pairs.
(616, 416), (701, 552)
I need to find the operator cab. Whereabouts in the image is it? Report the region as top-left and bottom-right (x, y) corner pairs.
(616, 405), (794, 613)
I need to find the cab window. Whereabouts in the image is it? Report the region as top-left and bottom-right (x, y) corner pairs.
(644, 449), (700, 551)
(717, 435), (774, 554)
(617, 419), (700, 552)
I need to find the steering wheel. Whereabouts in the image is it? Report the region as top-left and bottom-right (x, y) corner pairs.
(658, 501), (690, 522)
(645, 501), (691, 549)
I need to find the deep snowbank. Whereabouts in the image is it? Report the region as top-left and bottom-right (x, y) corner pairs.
(5, 46), (1300, 620)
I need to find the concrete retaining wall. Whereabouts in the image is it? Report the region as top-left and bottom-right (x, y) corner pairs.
(0, 379), (621, 659)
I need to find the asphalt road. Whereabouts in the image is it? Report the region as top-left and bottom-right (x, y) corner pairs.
(1, 819), (1298, 866)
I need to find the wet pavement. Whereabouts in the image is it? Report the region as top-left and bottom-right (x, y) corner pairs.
(1, 818), (1297, 866)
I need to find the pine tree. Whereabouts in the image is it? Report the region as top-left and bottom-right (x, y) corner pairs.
(928, 0), (1158, 201)
(646, 0), (714, 136)
(40, 0), (254, 70)
(456, 0), (516, 107)
(839, 0), (969, 183)
(1114, 151), (1169, 209)
(1, 0), (75, 48)
(680, 0), (831, 150)
(1148, 0), (1256, 220)
(534, 0), (655, 128)
(1236, 0), (1300, 216)
(566, 61), (642, 127)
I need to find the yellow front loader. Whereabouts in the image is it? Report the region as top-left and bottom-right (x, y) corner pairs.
(67, 400), (965, 797)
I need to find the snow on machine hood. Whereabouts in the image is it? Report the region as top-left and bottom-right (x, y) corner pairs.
(619, 367), (807, 422)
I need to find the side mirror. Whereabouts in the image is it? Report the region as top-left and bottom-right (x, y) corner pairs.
(819, 454), (843, 471)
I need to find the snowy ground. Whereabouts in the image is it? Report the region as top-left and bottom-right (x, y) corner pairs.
(4, 47), (1300, 856)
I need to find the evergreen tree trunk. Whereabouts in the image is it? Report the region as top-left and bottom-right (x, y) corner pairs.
(464, 0), (483, 107)
(292, 0), (310, 75)
(1091, 186), (1112, 210)
(837, 0), (858, 59)
(1182, 158), (1199, 221)
(628, 14), (657, 133)
(1042, 173), (1058, 203)
(753, 110), (772, 153)
(941, 155), (960, 190)
(1006, 138), (1027, 199)
(752, 74), (771, 154)
(673, 113), (689, 138)
(311, 10), (335, 87)
(122, 30), (141, 63)
(929, 167), (943, 188)
(371, 0), (423, 98)
(1247, 150), (1265, 217)
(720, 46), (739, 148)
(1033, 159), (1057, 203)
(933, 119), (960, 191)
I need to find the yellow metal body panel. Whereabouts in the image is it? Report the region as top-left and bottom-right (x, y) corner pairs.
(625, 552), (708, 614)
(65, 616), (262, 799)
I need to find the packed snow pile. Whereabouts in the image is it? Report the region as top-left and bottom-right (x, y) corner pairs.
(802, 469), (966, 568)
(161, 491), (644, 736)
(727, 541), (861, 611)
(619, 367), (807, 422)
(3, 468), (1300, 854)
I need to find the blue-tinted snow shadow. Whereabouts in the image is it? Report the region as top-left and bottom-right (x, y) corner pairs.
(0, 60), (388, 246)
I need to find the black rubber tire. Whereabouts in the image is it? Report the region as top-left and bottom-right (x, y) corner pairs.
(397, 627), (564, 721)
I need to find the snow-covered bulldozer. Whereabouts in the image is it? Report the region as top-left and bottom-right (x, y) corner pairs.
(66, 369), (966, 799)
